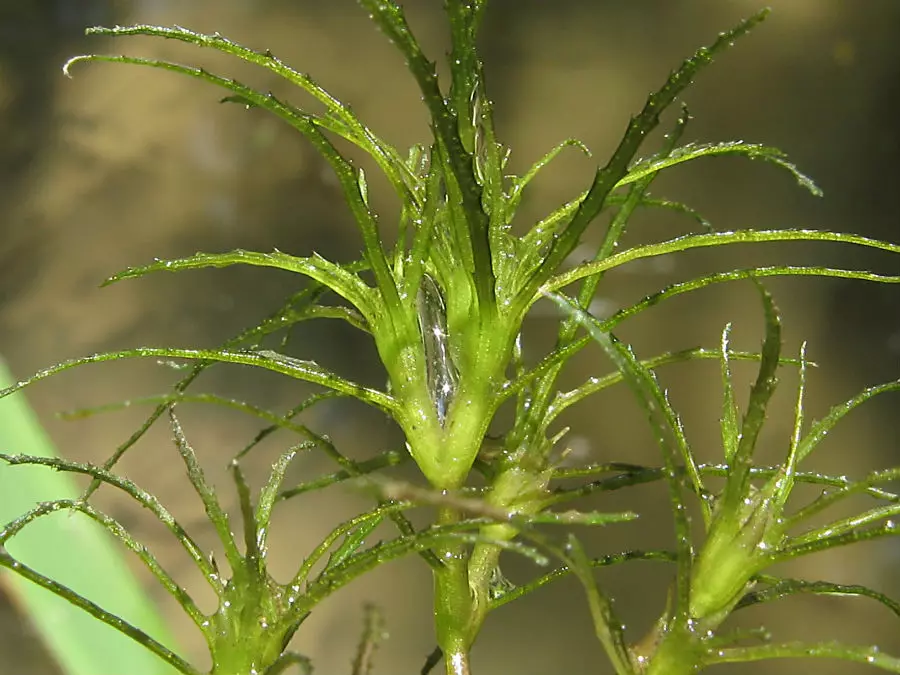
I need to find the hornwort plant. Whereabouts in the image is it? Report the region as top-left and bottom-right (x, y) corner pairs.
(2, 2), (900, 674)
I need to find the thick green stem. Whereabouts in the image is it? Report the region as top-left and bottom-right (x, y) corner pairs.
(465, 464), (553, 654)
(433, 506), (474, 675)
(643, 627), (705, 675)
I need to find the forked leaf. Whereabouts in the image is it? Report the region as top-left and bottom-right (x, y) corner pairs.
(3, 499), (203, 628)
(706, 641), (900, 672)
(65, 54), (399, 309)
(720, 283), (781, 513)
(551, 535), (633, 675)
(509, 338), (803, 419)
(620, 141), (821, 196)
(255, 447), (302, 543)
(700, 465), (900, 507)
(519, 9), (771, 307)
(104, 249), (379, 327)
(0, 347), (396, 414)
(544, 292), (703, 495)
(600, 266), (900, 330)
(544, 229), (900, 296)
(168, 410), (243, 572)
(295, 503), (411, 589)
(72, 24), (419, 204)
(775, 342), (811, 513)
(507, 138), (592, 216)
(593, 105), (691, 274)
(544, 291), (700, 615)
(785, 465), (900, 529)
(737, 577), (900, 619)
(276, 451), (407, 502)
(777, 519), (900, 561)
(489, 549), (676, 611)
(796, 380), (900, 463)
(0, 548), (200, 675)
(74, 275), (356, 499)
(0, 453), (218, 588)
(324, 516), (385, 571)
(281, 304), (370, 334)
(616, 194), (712, 231)
(789, 501), (900, 549)
(719, 324), (740, 463)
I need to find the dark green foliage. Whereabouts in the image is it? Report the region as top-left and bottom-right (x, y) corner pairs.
(2, 3), (900, 674)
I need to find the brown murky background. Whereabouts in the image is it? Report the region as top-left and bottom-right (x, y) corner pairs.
(1, 1), (899, 673)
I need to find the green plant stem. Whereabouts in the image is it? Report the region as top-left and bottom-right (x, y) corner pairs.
(433, 506), (474, 675)
(643, 625), (705, 675)
(465, 543), (499, 631)
(468, 462), (551, 621)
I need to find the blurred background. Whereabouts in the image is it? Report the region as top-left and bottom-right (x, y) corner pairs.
(1, 1), (899, 673)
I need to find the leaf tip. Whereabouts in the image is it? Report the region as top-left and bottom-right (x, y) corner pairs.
(62, 56), (84, 78)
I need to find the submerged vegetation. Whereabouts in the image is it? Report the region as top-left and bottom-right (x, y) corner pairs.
(2, 2), (900, 674)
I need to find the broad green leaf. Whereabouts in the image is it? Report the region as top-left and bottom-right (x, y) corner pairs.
(0, 359), (185, 675)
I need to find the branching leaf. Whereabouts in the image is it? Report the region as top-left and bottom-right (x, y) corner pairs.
(737, 577), (900, 619)
(75, 24), (417, 200)
(620, 141), (821, 196)
(706, 641), (900, 672)
(543, 229), (900, 296)
(104, 249), (379, 327)
(0, 547), (201, 675)
(325, 516), (385, 572)
(546, 535), (633, 675)
(786, 466), (900, 529)
(720, 284), (781, 512)
(518, 9), (770, 309)
(601, 265), (900, 329)
(545, 346), (802, 427)
(796, 380), (900, 463)
(489, 549), (676, 611)
(0, 454), (218, 589)
(0, 347), (396, 414)
(544, 291), (699, 617)
(168, 410), (243, 572)
(507, 139), (592, 215)
(719, 324), (740, 463)
(1, 499), (204, 628)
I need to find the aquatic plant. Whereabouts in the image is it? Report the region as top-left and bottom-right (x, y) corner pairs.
(3, 3), (900, 674)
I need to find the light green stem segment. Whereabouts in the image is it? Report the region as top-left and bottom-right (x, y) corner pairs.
(643, 626), (706, 675)
(432, 464), (553, 674)
(433, 506), (474, 675)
